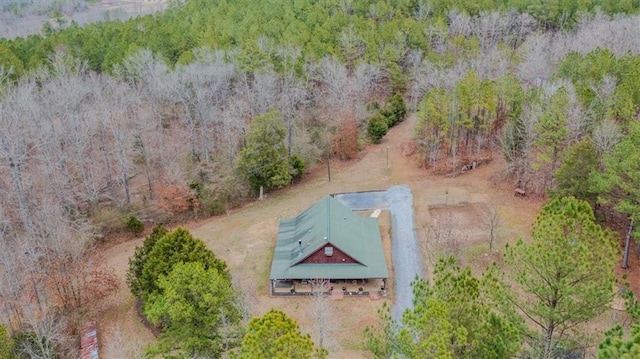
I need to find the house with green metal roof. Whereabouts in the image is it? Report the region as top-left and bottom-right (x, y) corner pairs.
(269, 195), (388, 296)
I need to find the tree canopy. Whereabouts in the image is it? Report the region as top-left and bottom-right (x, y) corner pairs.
(3, 0), (640, 77)
(505, 196), (618, 357)
(551, 137), (599, 204)
(599, 325), (640, 359)
(145, 261), (242, 358)
(126, 226), (230, 306)
(0, 324), (14, 359)
(365, 257), (522, 359)
(239, 309), (325, 359)
(237, 110), (292, 193)
(126, 225), (169, 301)
(592, 121), (640, 239)
(138, 227), (230, 302)
(126, 227), (240, 357)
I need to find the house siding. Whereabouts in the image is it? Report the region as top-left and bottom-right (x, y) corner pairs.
(301, 245), (358, 264)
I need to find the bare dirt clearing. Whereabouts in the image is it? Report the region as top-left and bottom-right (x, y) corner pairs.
(98, 116), (555, 358)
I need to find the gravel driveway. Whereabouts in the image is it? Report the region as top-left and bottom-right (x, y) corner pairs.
(334, 185), (422, 319)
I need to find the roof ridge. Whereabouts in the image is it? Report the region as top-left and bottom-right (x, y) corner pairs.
(326, 196), (330, 243)
(270, 195), (388, 281)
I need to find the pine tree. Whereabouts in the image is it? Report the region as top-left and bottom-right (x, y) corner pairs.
(365, 257), (522, 358)
(455, 71), (481, 136)
(144, 262), (242, 358)
(385, 92), (407, 124)
(368, 113), (389, 144)
(505, 197), (618, 358)
(138, 227), (230, 302)
(239, 309), (326, 359)
(592, 121), (640, 241)
(237, 110), (292, 196)
(591, 121), (640, 268)
(551, 138), (599, 204)
(414, 87), (452, 165)
(599, 325), (640, 359)
(126, 225), (169, 301)
(535, 87), (570, 188)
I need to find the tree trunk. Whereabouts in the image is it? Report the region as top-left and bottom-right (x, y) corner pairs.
(144, 154), (154, 200)
(288, 123), (293, 158)
(542, 322), (556, 359)
(623, 218), (634, 269)
(122, 169), (131, 206)
(137, 137), (154, 200)
(98, 129), (115, 196)
(8, 159), (33, 233)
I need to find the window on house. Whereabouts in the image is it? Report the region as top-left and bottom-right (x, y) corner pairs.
(324, 246), (334, 256)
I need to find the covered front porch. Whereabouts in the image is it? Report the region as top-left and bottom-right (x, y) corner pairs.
(270, 278), (388, 297)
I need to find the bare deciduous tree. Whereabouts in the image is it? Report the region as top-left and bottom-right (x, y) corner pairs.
(14, 311), (68, 359)
(593, 118), (621, 157)
(339, 24), (366, 73)
(306, 57), (381, 128)
(517, 33), (554, 86)
(422, 211), (465, 266)
(309, 279), (338, 352)
(485, 206), (501, 252)
(102, 325), (145, 359)
(0, 83), (38, 233)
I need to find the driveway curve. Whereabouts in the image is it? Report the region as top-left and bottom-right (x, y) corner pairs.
(334, 184), (422, 319)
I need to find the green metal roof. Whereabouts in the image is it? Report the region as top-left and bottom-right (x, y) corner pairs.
(270, 196), (389, 280)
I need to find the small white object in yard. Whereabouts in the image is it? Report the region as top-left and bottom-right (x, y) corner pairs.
(370, 209), (382, 218)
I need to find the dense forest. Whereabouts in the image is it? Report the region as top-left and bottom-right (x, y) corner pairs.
(2, 0), (640, 357)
